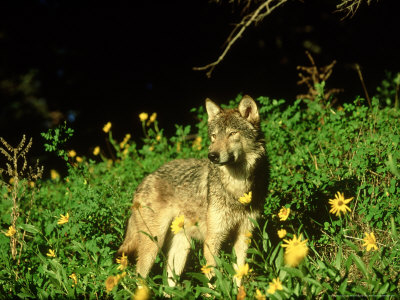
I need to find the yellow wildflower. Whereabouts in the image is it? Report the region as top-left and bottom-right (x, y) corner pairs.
(255, 288), (266, 300)
(362, 232), (378, 251)
(51, 169), (60, 180)
(192, 136), (202, 150)
(5, 226), (16, 237)
(239, 191), (252, 205)
(156, 135), (161, 141)
(68, 150), (76, 158)
(170, 215), (184, 234)
(146, 112), (157, 126)
(57, 212), (70, 225)
(76, 156), (83, 163)
(139, 112), (148, 122)
(105, 275), (119, 293)
(118, 271), (127, 279)
(282, 234), (308, 267)
(69, 273), (78, 286)
(93, 146), (100, 156)
(103, 122), (112, 133)
(234, 263), (251, 280)
(119, 133), (131, 149)
(267, 277), (283, 294)
(278, 207), (290, 221)
(46, 249), (56, 258)
(277, 229), (287, 239)
(329, 192), (353, 217)
(201, 265), (212, 275)
(150, 112), (157, 122)
(245, 231), (252, 245)
(29, 181), (35, 188)
(133, 284), (150, 300)
(116, 252), (128, 270)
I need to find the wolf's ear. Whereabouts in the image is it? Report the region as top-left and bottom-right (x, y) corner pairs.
(205, 98), (222, 122)
(238, 95), (259, 124)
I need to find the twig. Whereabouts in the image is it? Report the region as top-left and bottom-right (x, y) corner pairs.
(355, 64), (372, 109)
(296, 51), (342, 104)
(335, 0), (374, 20)
(193, 0), (288, 78)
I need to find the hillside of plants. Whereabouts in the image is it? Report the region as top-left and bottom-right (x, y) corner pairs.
(1, 76), (400, 299)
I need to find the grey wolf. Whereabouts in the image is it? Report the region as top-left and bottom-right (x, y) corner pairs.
(118, 95), (269, 286)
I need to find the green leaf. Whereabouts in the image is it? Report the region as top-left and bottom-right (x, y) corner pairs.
(390, 216), (398, 239)
(214, 268), (230, 297)
(195, 286), (219, 298)
(334, 246), (342, 270)
(350, 253), (368, 278)
(281, 266), (304, 279)
(351, 285), (368, 296)
(387, 154), (400, 178)
(19, 223), (41, 234)
(270, 243), (282, 265)
(368, 251), (380, 269)
(274, 247), (284, 270)
(338, 280), (348, 295)
(343, 239), (359, 252)
(344, 255), (353, 273)
(377, 282), (389, 295)
(17, 290), (35, 299)
(187, 272), (209, 285)
(302, 277), (322, 288)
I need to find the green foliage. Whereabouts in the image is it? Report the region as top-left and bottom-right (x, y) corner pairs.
(1, 80), (400, 298)
(375, 71), (400, 109)
(41, 121), (74, 161)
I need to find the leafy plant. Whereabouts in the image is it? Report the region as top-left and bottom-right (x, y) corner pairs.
(1, 77), (400, 298)
(375, 71), (400, 109)
(41, 121), (74, 161)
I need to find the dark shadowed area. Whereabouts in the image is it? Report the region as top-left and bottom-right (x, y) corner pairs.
(0, 0), (399, 174)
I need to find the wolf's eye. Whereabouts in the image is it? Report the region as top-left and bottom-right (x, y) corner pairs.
(229, 131), (237, 137)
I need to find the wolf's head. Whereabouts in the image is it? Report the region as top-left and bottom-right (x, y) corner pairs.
(205, 95), (264, 166)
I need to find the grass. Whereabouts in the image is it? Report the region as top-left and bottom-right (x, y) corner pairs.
(1, 80), (399, 299)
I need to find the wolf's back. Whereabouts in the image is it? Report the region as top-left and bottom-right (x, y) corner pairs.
(135, 158), (210, 210)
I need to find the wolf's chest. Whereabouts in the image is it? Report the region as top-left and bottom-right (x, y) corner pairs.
(216, 169), (253, 200)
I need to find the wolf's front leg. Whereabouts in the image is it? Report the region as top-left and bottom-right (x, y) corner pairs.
(233, 222), (253, 286)
(203, 234), (223, 280)
(233, 229), (251, 286)
(167, 233), (191, 287)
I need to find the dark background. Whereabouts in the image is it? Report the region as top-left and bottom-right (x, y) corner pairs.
(1, 0), (399, 174)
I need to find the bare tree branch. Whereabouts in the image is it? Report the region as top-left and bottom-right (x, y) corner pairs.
(336, 0), (376, 19)
(194, 0), (381, 77)
(193, 0), (288, 78)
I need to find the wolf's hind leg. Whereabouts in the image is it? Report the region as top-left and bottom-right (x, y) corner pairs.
(117, 213), (139, 259)
(135, 238), (159, 278)
(135, 213), (171, 278)
(167, 233), (191, 287)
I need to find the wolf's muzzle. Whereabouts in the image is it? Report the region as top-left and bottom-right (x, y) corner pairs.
(208, 152), (235, 165)
(208, 152), (220, 164)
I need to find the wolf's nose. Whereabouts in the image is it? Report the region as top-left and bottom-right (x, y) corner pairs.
(208, 152), (220, 163)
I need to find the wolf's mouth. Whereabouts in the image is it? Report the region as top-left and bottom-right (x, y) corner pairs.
(208, 152), (235, 165)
